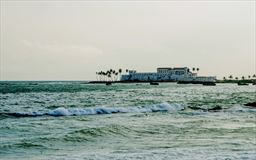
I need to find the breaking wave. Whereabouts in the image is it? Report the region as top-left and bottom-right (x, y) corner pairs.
(1, 102), (185, 118)
(2, 103), (255, 119)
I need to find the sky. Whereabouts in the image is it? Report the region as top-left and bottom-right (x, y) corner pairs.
(0, 0), (255, 80)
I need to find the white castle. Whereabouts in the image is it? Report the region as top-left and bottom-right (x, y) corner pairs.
(120, 67), (216, 83)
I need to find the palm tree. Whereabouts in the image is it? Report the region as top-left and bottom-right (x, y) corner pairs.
(118, 69), (122, 80)
(223, 77), (226, 80)
(102, 71), (105, 81)
(106, 71), (109, 81)
(229, 75), (233, 80)
(100, 71), (104, 81)
(101, 72), (104, 81)
(105, 72), (108, 81)
(104, 71), (107, 81)
(115, 72), (118, 81)
(109, 70), (114, 81)
(107, 74), (111, 81)
(118, 69), (122, 74)
(248, 75), (251, 79)
(235, 77), (238, 80)
(98, 71), (102, 81)
(112, 70), (116, 81)
(107, 71), (111, 81)
(242, 76), (245, 80)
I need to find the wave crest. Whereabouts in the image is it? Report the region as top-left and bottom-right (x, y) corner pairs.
(48, 102), (184, 116)
(2, 102), (185, 118)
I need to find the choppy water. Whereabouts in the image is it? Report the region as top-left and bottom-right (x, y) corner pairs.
(0, 81), (255, 160)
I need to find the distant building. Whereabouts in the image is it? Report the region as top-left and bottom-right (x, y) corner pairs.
(120, 67), (216, 82)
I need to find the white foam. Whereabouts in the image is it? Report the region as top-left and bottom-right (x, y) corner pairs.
(47, 107), (71, 116)
(45, 102), (185, 116)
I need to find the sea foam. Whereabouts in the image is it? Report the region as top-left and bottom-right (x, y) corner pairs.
(5, 102), (185, 117)
(47, 102), (185, 116)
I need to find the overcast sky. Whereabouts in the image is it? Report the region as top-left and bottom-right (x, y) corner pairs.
(0, 0), (255, 80)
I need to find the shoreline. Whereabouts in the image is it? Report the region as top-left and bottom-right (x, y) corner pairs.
(89, 80), (256, 85)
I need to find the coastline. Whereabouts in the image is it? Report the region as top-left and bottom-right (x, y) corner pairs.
(89, 79), (256, 85)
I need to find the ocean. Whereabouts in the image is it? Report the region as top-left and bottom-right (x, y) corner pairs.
(0, 81), (255, 160)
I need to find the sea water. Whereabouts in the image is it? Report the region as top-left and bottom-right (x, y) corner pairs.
(0, 82), (255, 160)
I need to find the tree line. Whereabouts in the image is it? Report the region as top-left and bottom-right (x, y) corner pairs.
(223, 74), (256, 80)
(96, 69), (129, 81)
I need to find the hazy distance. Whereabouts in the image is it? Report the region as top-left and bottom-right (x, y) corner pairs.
(0, 1), (255, 80)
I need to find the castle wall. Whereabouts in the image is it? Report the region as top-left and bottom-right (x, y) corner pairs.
(120, 73), (216, 82)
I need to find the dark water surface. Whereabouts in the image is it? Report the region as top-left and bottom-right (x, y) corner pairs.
(0, 81), (255, 160)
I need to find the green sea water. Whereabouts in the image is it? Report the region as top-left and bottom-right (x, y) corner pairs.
(0, 82), (255, 160)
